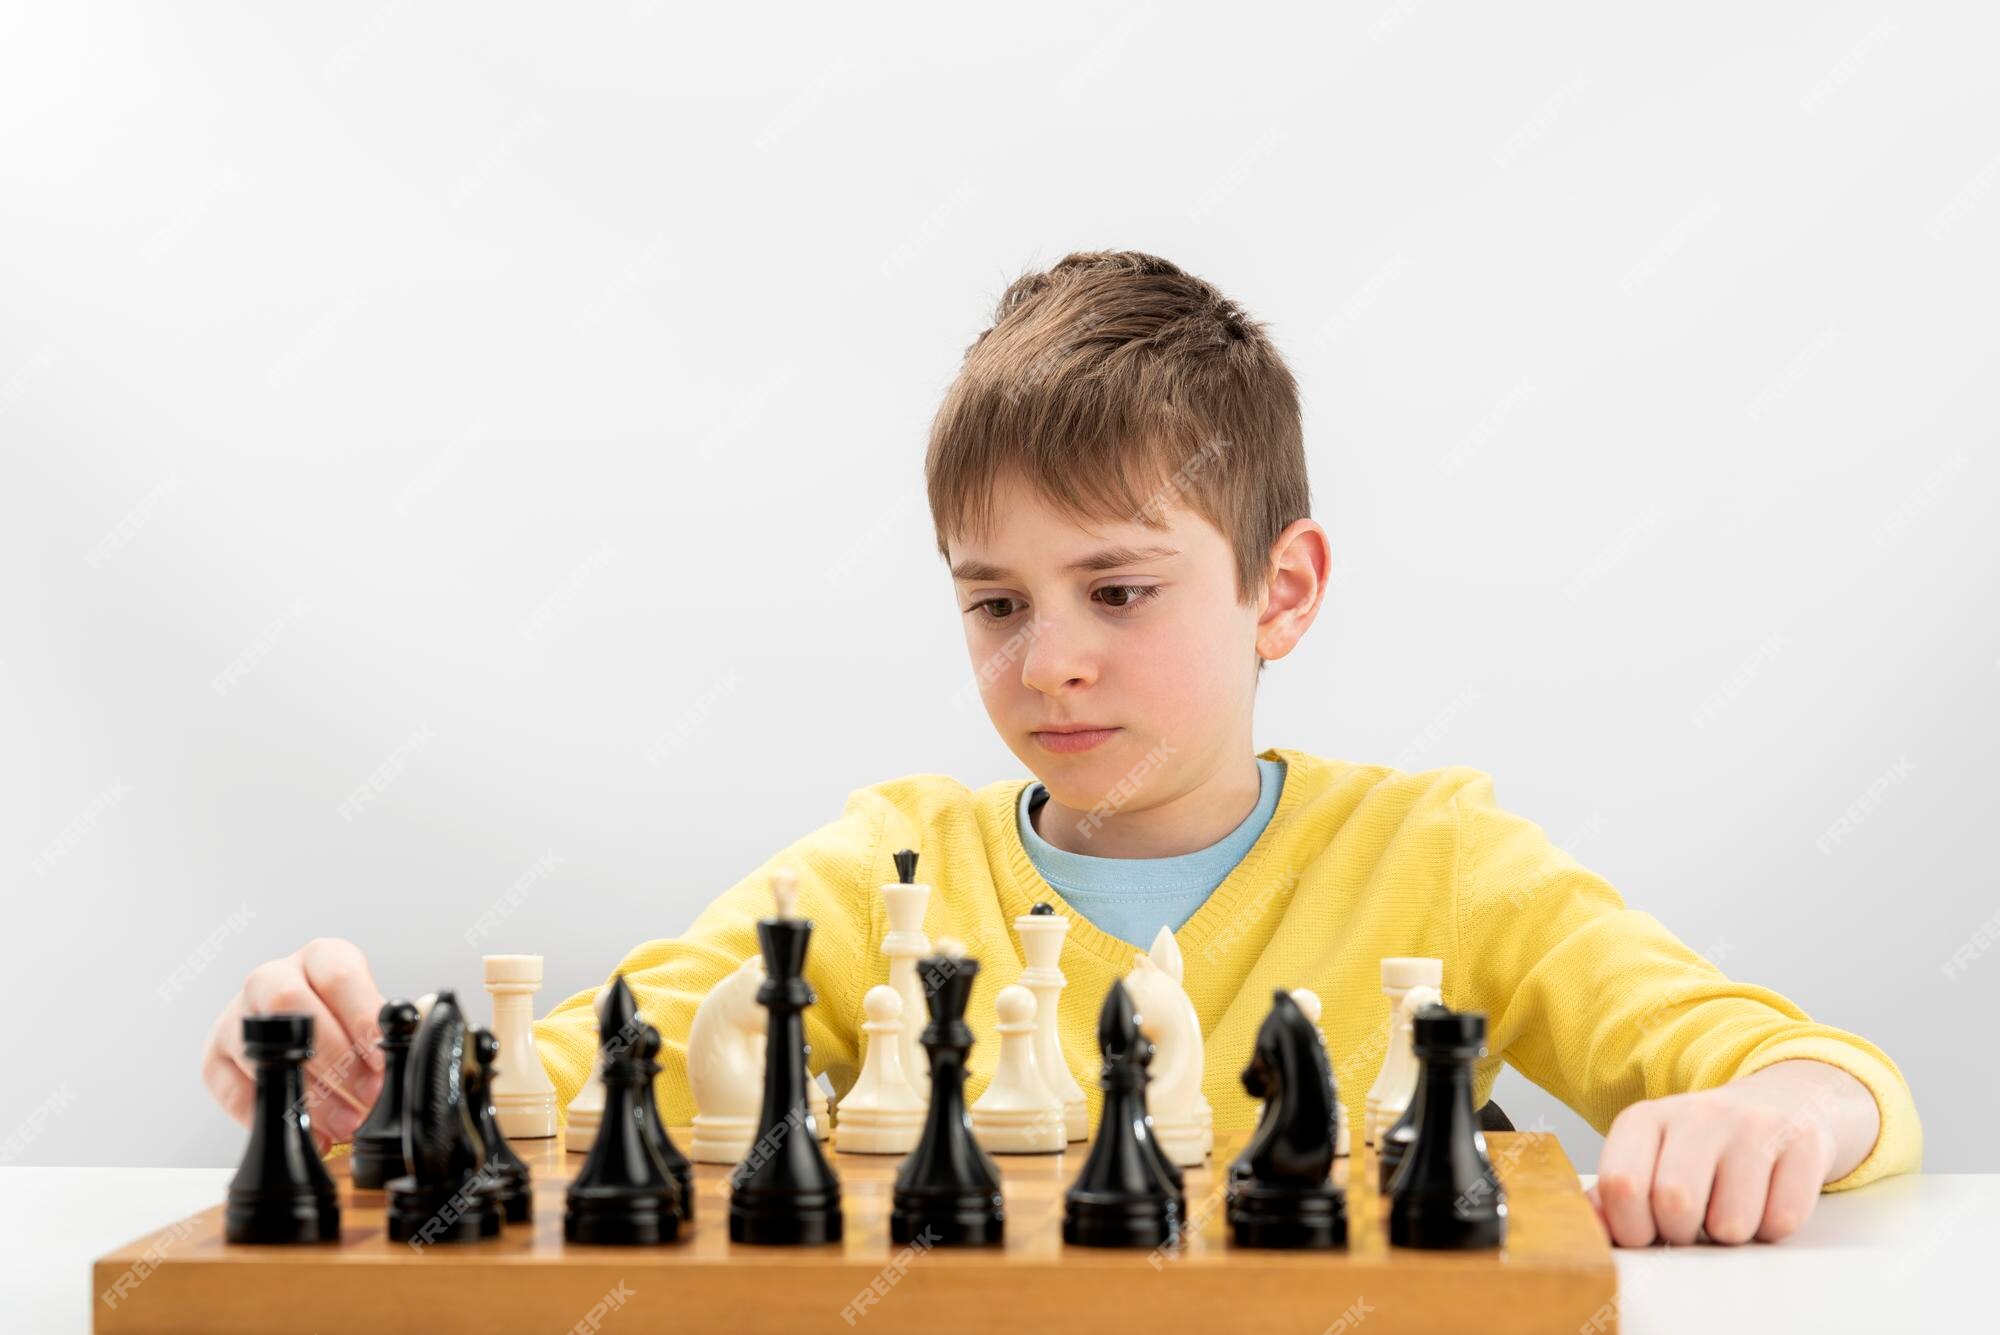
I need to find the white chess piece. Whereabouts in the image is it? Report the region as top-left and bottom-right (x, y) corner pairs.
(1365, 957), (1443, 1146)
(1287, 986), (1349, 1158)
(482, 955), (558, 1138)
(563, 982), (613, 1152)
(882, 855), (933, 1102)
(1014, 906), (1088, 1141)
(1123, 926), (1209, 1166)
(970, 984), (1066, 1154)
(833, 986), (926, 1154)
(688, 955), (769, 1164)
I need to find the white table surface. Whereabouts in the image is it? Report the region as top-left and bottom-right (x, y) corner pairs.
(4, 1167), (1986, 1333)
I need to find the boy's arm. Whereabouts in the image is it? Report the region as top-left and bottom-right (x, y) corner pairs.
(1447, 772), (1921, 1239)
(532, 792), (888, 1126)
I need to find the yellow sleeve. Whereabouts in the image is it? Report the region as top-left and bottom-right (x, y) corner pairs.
(532, 788), (888, 1126)
(1448, 770), (1922, 1192)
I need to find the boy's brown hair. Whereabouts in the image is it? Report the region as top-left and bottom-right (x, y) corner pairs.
(924, 250), (1310, 607)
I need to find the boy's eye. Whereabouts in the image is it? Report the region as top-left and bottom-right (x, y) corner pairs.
(1094, 584), (1162, 612)
(968, 597), (1022, 623)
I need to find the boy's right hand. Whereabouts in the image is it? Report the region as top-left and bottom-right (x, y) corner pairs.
(201, 938), (388, 1152)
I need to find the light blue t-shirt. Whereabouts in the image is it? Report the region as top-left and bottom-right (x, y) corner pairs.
(1016, 757), (1287, 948)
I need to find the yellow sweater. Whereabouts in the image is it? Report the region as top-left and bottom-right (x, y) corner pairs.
(533, 747), (1921, 1192)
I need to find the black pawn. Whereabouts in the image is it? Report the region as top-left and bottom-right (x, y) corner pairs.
(1387, 1007), (1507, 1250)
(469, 1028), (533, 1224)
(384, 991), (488, 1246)
(729, 899), (843, 1244)
(224, 1014), (341, 1244)
(1062, 981), (1181, 1248)
(565, 980), (683, 1245)
(349, 999), (420, 1190)
(1226, 990), (1346, 1248)
(629, 1021), (695, 1223)
(890, 952), (1004, 1245)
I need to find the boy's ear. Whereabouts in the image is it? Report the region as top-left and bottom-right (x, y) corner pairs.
(1255, 517), (1332, 664)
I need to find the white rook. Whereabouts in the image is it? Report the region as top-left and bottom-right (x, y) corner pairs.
(483, 954), (558, 1138)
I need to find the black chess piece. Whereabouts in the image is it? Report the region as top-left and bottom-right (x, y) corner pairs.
(468, 1027), (533, 1224)
(565, 977), (683, 1245)
(1227, 990), (1347, 1248)
(224, 1014), (341, 1244)
(349, 999), (420, 1190)
(1387, 1006), (1507, 1250)
(728, 895), (844, 1244)
(385, 991), (489, 1246)
(890, 951), (1005, 1245)
(628, 1020), (695, 1223)
(1062, 980), (1181, 1248)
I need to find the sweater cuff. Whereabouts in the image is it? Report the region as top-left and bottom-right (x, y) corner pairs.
(1733, 1035), (1922, 1192)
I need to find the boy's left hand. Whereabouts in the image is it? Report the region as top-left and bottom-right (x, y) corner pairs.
(1586, 1059), (1879, 1247)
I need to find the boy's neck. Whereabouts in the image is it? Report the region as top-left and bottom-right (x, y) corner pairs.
(1030, 751), (1265, 859)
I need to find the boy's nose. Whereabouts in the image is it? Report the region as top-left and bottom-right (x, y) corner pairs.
(1018, 616), (1099, 694)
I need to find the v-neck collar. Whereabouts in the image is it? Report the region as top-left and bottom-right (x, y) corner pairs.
(983, 745), (1320, 969)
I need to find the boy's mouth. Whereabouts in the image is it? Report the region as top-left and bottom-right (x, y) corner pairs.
(1031, 726), (1120, 754)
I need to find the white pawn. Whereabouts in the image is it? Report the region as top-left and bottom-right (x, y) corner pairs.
(563, 982), (613, 1152)
(1014, 906), (1087, 1141)
(970, 984), (1066, 1154)
(1288, 986), (1348, 1158)
(1123, 926), (1210, 1166)
(688, 955), (769, 1164)
(483, 955), (558, 1138)
(1360, 971), (1440, 1151)
(833, 986), (926, 1154)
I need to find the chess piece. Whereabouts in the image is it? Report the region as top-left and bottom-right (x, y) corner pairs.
(563, 983), (613, 1153)
(1227, 990), (1346, 1248)
(482, 955), (558, 1138)
(1374, 983), (1444, 1189)
(1122, 926), (1210, 1166)
(883, 848), (933, 1101)
(1015, 902), (1087, 1141)
(728, 868), (843, 1244)
(565, 976), (683, 1245)
(1062, 980), (1181, 1248)
(1366, 958), (1443, 1146)
(689, 955), (769, 1164)
(892, 940), (1006, 1243)
(468, 1027), (533, 1224)
(385, 992), (489, 1246)
(1388, 1007), (1507, 1250)
(970, 983), (1066, 1154)
(808, 1066), (831, 1143)
(833, 985), (925, 1155)
(630, 1019), (696, 1223)
(349, 999), (420, 1189)
(223, 1014), (341, 1244)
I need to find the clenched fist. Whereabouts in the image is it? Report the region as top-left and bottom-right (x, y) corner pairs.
(201, 938), (388, 1152)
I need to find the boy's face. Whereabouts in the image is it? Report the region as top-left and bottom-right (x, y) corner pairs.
(946, 470), (1263, 814)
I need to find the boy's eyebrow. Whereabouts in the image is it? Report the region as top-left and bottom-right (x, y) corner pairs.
(949, 544), (1181, 582)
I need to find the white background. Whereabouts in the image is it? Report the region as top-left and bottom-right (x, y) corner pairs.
(2, 1), (1994, 1174)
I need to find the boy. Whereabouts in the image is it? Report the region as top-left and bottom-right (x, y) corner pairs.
(201, 250), (1919, 1248)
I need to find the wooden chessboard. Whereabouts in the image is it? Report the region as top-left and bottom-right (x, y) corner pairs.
(92, 1129), (1617, 1334)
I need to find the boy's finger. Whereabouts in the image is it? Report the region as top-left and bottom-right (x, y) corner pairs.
(1703, 1136), (1778, 1245)
(1593, 1107), (1664, 1247)
(1650, 1115), (1728, 1246)
(1756, 1139), (1824, 1242)
(300, 939), (387, 1073)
